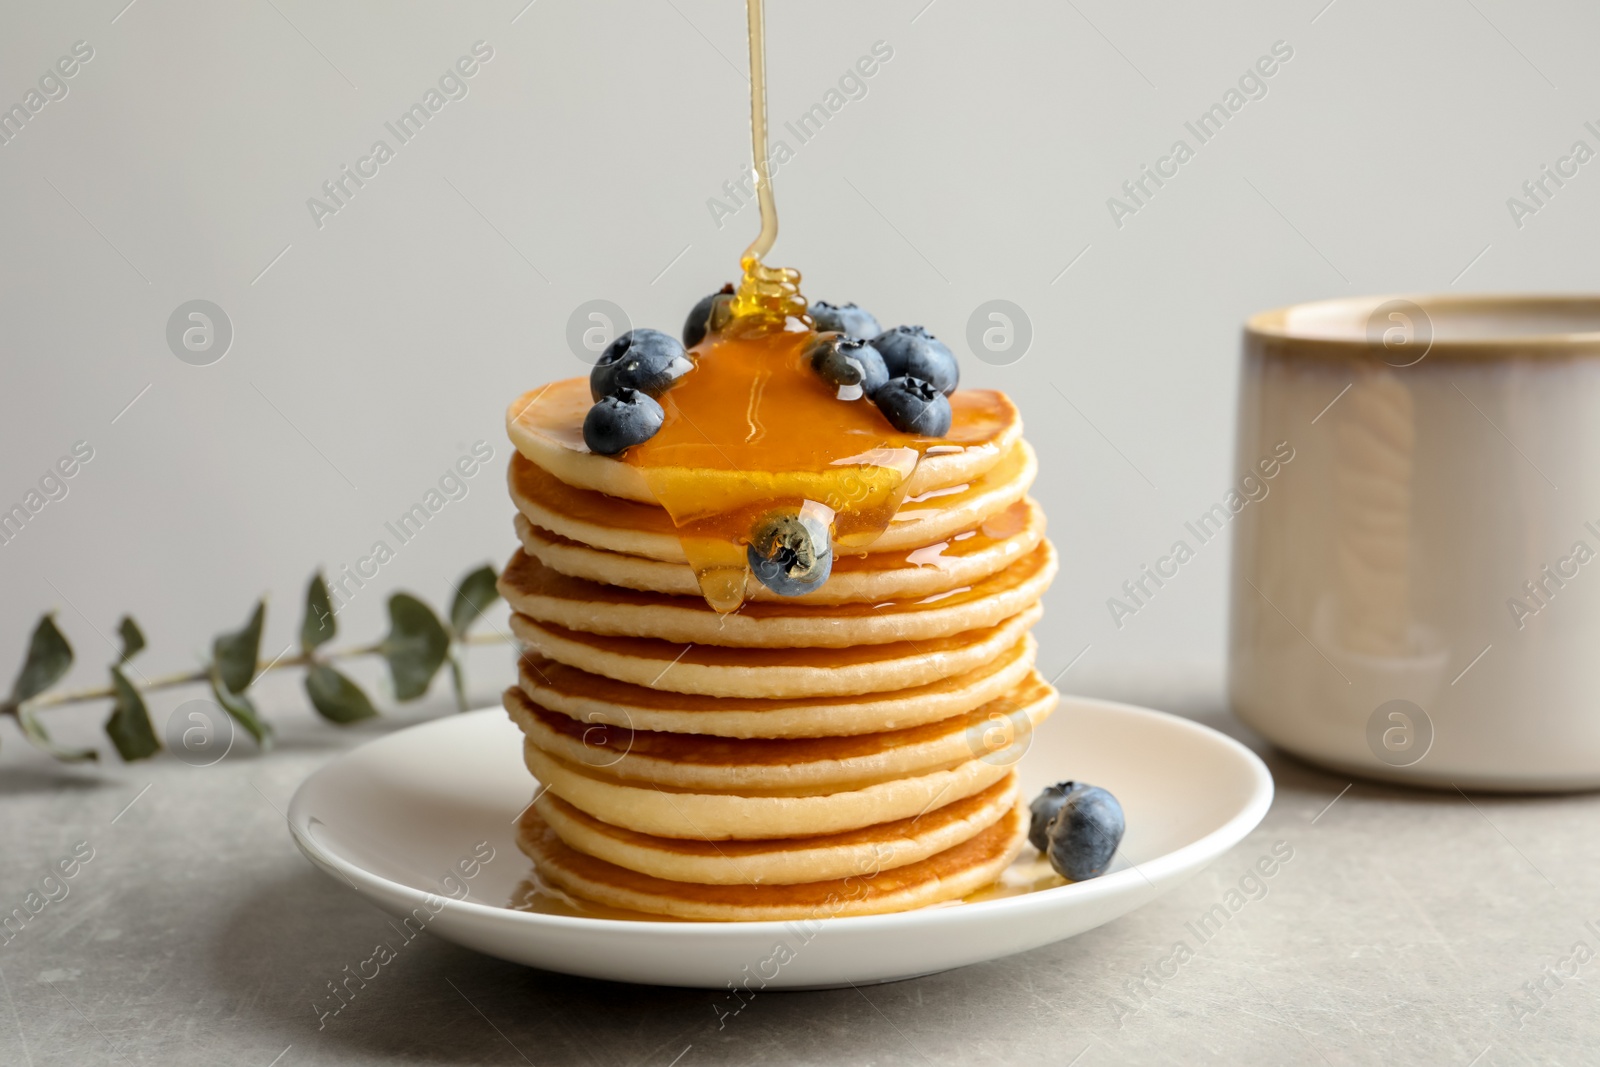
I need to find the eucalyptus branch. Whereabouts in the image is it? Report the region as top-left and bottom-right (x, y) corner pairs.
(20, 632), (508, 712)
(0, 564), (506, 764)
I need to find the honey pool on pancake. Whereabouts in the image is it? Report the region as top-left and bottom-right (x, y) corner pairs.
(620, 317), (1014, 612)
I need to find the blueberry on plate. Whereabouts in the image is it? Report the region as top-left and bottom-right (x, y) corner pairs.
(1037, 782), (1125, 882)
(807, 334), (889, 397)
(747, 506), (832, 596)
(583, 389), (664, 456)
(873, 376), (952, 436)
(809, 300), (882, 340)
(591, 329), (693, 401)
(683, 283), (736, 348)
(869, 325), (959, 395)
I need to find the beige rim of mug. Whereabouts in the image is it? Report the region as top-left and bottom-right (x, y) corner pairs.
(1245, 293), (1600, 363)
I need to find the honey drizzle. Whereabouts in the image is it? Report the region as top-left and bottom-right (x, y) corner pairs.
(740, 0), (777, 267)
(732, 0), (806, 325)
(614, 0), (981, 612)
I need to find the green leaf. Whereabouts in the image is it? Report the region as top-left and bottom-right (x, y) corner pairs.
(117, 616), (146, 664)
(304, 663), (378, 724)
(301, 573), (336, 653)
(17, 706), (97, 762)
(381, 593), (449, 701)
(104, 666), (159, 760)
(210, 669), (272, 747)
(213, 600), (265, 695)
(450, 565), (501, 637)
(10, 615), (73, 704)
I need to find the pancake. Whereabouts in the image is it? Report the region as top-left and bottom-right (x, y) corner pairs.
(521, 738), (1020, 839)
(506, 438), (1037, 565)
(505, 673), (1056, 791)
(532, 776), (1018, 885)
(508, 603), (1043, 698)
(516, 801), (1028, 920)
(514, 635), (1037, 738)
(506, 378), (1022, 506)
(499, 541), (1057, 649)
(512, 497), (1047, 604)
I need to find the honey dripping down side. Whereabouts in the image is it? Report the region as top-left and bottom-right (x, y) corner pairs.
(622, 301), (925, 613)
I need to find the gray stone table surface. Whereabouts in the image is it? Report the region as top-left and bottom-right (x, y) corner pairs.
(2, 680), (1597, 1067)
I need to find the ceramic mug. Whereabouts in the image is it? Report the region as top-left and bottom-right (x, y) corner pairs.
(1229, 294), (1600, 791)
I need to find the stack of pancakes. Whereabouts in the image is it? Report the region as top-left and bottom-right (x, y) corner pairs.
(499, 379), (1058, 920)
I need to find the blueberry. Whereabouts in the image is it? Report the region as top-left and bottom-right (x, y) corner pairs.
(747, 507), (832, 596)
(869, 325), (959, 395)
(809, 300), (881, 340)
(873, 376), (952, 436)
(807, 334), (889, 397)
(1041, 783), (1125, 882)
(1027, 780), (1079, 852)
(582, 389), (664, 456)
(683, 283), (736, 348)
(591, 329), (692, 401)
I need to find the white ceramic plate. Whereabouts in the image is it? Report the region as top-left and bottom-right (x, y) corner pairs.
(287, 698), (1272, 989)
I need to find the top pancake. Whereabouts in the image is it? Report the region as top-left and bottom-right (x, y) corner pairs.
(507, 377), (1022, 506)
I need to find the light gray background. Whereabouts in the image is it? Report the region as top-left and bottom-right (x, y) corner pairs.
(2, 1), (1597, 1064)
(6, 0), (1598, 702)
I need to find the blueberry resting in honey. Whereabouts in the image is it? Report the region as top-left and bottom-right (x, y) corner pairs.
(583, 389), (664, 455)
(747, 508), (833, 596)
(807, 334), (889, 397)
(809, 300), (881, 340)
(874, 376), (952, 436)
(869, 325), (959, 395)
(682, 283), (736, 348)
(591, 329), (693, 401)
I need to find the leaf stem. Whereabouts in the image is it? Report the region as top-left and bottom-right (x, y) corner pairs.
(22, 631), (510, 712)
